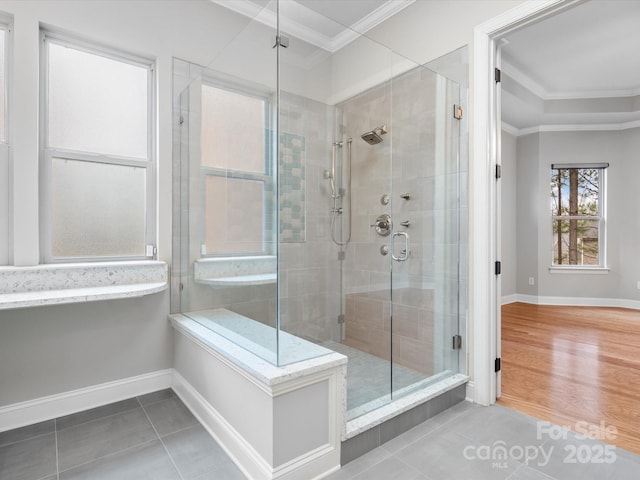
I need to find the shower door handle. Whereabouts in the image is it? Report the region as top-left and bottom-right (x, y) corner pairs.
(391, 231), (409, 262)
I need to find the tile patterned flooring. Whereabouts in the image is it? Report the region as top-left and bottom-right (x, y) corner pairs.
(0, 389), (245, 480)
(2, 389), (640, 479)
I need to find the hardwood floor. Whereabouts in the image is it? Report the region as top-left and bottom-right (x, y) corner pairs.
(498, 302), (640, 454)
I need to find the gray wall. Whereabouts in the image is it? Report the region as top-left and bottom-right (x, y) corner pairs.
(507, 128), (640, 303)
(0, 291), (172, 406)
(515, 133), (540, 297)
(500, 130), (517, 297)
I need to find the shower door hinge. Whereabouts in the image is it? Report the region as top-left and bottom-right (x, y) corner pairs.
(496, 164), (502, 179)
(453, 104), (463, 120)
(495, 67), (501, 83)
(179, 115), (184, 125)
(495, 357), (502, 372)
(337, 314), (345, 324)
(452, 334), (462, 350)
(146, 245), (157, 257)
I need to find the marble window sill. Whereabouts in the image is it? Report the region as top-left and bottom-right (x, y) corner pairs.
(194, 256), (276, 287)
(0, 261), (167, 310)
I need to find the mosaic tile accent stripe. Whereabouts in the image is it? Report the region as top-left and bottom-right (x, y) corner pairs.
(279, 132), (306, 243)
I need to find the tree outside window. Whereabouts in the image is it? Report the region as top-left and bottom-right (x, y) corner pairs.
(550, 165), (606, 267)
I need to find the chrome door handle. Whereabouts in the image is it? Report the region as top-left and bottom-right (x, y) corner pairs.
(391, 231), (409, 262)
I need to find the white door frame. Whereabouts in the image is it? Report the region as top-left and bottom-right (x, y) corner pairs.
(470, 0), (582, 406)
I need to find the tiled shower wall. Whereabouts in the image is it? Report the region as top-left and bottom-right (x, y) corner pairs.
(338, 65), (468, 374)
(278, 91), (342, 343)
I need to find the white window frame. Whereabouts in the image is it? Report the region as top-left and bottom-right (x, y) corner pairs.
(199, 77), (274, 257)
(550, 163), (607, 269)
(40, 30), (156, 263)
(0, 16), (11, 265)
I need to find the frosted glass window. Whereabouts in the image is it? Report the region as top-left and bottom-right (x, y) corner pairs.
(201, 84), (265, 173)
(48, 42), (148, 158)
(205, 176), (264, 254)
(51, 158), (146, 258)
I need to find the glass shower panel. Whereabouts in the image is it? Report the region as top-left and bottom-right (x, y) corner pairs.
(177, 2), (281, 364)
(390, 64), (462, 397)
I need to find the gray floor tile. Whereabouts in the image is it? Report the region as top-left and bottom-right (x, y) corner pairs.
(137, 388), (177, 407)
(429, 398), (479, 427)
(353, 456), (428, 480)
(395, 428), (520, 480)
(0, 419), (55, 447)
(381, 418), (440, 454)
(143, 396), (198, 437)
(163, 424), (245, 480)
(326, 444), (392, 480)
(447, 404), (545, 448)
(56, 398), (140, 431)
(0, 432), (56, 480)
(606, 449), (640, 480)
(59, 439), (180, 480)
(529, 435), (620, 480)
(57, 406), (157, 472)
(507, 464), (557, 479)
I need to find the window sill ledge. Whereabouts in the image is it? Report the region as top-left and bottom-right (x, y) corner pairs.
(548, 267), (610, 274)
(194, 256), (276, 287)
(0, 261), (167, 310)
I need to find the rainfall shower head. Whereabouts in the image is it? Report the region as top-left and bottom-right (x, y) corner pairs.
(361, 125), (388, 145)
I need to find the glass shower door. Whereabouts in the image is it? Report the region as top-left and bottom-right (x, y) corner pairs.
(390, 65), (462, 398)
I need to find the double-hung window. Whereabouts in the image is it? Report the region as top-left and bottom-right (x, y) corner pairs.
(550, 163), (607, 267)
(41, 32), (155, 262)
(200, 81), (273, 256)
(0, 19), (9, 265)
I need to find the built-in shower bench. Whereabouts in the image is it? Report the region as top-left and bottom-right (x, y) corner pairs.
(169, 309), (346, 480)
(0, 261), (167, 309)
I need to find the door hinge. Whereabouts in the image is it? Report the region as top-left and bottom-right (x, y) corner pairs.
(495, 261), (501, 275)
(453, 104), (463, 120)
(496, 164), (502, 179)
(452, 334), (462, 350)
(495, 357), (502, 372)
(495, 68), (501, 83)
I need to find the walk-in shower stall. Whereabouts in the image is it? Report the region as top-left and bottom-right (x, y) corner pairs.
(171, 0), (468, 462)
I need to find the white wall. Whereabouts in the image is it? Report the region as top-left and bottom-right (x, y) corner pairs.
(0, 0), (255, 408)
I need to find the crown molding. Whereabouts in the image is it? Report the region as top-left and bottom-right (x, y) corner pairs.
(502, 58), (640, 101)
(210, 0), (415, 54)
(503, 119), (640, 137)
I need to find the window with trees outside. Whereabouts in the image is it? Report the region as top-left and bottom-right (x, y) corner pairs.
(550, 164), (607, 267)
(42, 32), (155, 261)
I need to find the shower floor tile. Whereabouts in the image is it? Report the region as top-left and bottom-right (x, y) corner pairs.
(322, 341), (427, 417)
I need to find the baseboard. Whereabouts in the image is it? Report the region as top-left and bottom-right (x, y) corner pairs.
(172, 371), (341, 480)
(503, 294), (640, 310)
(0, 369), (173, 433)
(465, 380), (475, 403)
(171, 371), (271, 480)
(501, 294), (518, 305)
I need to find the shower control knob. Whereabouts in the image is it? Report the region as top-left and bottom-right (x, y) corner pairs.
(370, 214), (392, 236)
(380, 245), (389, 256)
